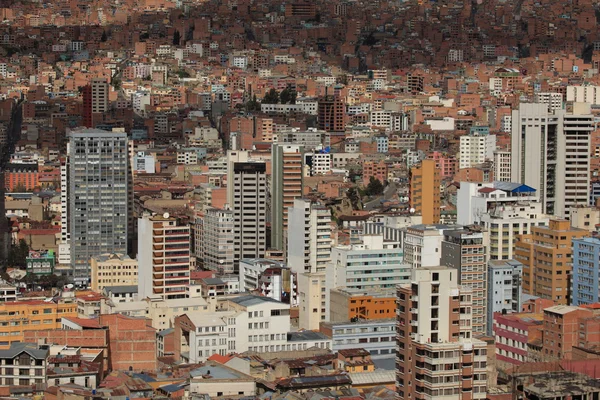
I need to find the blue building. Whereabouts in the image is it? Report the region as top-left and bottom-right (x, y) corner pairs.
(572, 237), (600, 306)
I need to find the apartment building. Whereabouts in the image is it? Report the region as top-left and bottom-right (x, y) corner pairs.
(511, 103), (593, 217)
(486, 260), (523, 336)
(572, 237), (600, 306)
(318, 95), (345, 132)
(0, 342), (48, 387)
(238, 258), (297, 306)
(457, 181), (548, 260)
(539, 305), (594, 361)
(329, 288), (396, 323)
(202, 207), (235, 274)
(138, 213), (191, 300)
(493, 150), (511, 182)
(458, 128), (496, 169)
(396, 266), (488, 400)
(287, 198), (332, 274)
(404, 224), (457, 269)
(409, 159), (440, 224)
(174, 295), (331, 363)
(227, 151), (267, 264)
(492, 312), (542, 367)
(0, 299), (78, 348)
(90, 253), (138, 292)
(271, 143), (304, 251)
(66, 129), (129, 283)
(320, 319), (396, 359)
(566, 86), (600, 104)
(441, 227), (488, 334)
(515, 219), (588, 305)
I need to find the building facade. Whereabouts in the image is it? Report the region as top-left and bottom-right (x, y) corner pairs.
(571, 237), (600, 306)
(409, 159), (440, 224)
(202, 207), (235, 274)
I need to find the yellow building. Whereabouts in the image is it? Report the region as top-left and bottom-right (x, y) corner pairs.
(0, 299), (78, 348)
(515, 219), (589, 305)
(90, 253), (138, 292)
(409, 159), (440, 224)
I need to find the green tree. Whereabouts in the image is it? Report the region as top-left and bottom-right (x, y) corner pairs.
(173, 30), (181, 46)
(366, 176), (384, 196)
(347, 187), (360, 210)
(262, 88), (279, 104)
(280, 86), (298, 104)
(7, 239), (28, 268)
(246, 94), (261, 112)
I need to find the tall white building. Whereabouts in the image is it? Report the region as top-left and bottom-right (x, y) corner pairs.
(511, 102), (594, 217)
(298, 271), (327, 330)
(403, 224), (459, 269)
(486, 259), (523, 335)
(287, 198), (332, 274)
(58, 162), (70, 265)
(459, 129), (496, 169)
(227, 152), (267, 266)
(203, 207), (235, 274)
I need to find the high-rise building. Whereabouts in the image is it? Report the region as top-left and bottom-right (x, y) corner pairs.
(0, 171), (6, 264)
(511, 103), (593, 217)
(486, 259), (523, 336)
(409, 159), (440, 224)
(67, 129), (128, 283)
(229, 160), (267, 264)
(515, 219), (588, 305)
(396, 266), (488, 400)
(458, 127), (496, 169)
(404, 224), (458, 269)
(203, 207), (235, 274)
(571, 237), (600, 306)
(441, 227), (488, 334)
(317, 95), (345, 132)
(271, 144), (304, 251)
(138, 213), (191, 300)
(58, 162), (70, 265)
(287, 198), (332, 274)
(82, 78), (109, 128)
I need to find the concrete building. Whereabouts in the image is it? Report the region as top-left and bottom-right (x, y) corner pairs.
(90, 253), (138, 293)
(238, 258), (297, 306)
(202, 207), (235, 274)
(298, 271), (327, 331)
(511, 103), (594, 217)
(571, 237), (600, 306)
(138, 214), (191, 300)
(66, 129), (128, 283)
(441, 227), (488, 334)
(534, 92), (564, 111)
(0, 342), (48, 387)
(329, 288), (396, 323)
(493, 150), (511, 182)
(287, 198), (332, 274)
(403, 224), (457, 269)
(515, 219), (589, 305)
(540, 305), (593, 360)
(271, 143), (304, 251)
(318, 95), (345, 132)
(567, 86), (600, 104)
(396, 266), (488, 400)
(189, 362), (256, 398)
(486, 260), (523, 336)
(320, 319), (396, 359)
(493, 311), (543, 366)
(459, 128), (496, 169)
(457, 181), (548, 260)
(570, 206), (600, 232)
(409, 159), (440, 224)
(227, 153), (267, 266)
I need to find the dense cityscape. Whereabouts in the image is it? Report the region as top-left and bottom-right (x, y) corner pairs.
(1, 0), (600, 398)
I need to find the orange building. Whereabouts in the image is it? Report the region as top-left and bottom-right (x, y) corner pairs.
(409, 159), (440, 224)
(362, 160), (388, 186)
(540, 305), (594, 360)
(515, 219), (589, 305)
(4, 164), (39, 192)
(0, 299), (78, 349)
(99, 314), (157, 372)
(329, 288), (396, 322)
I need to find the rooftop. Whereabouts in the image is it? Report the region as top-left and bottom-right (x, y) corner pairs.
(287, 331), (330, 342)
(229, 295), (285, 307)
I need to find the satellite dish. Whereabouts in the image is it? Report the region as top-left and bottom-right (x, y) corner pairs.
(163, 212), (170, 219)
(409, 208), (415, 213)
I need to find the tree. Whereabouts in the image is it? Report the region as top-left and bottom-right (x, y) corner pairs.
(7, 239), (28, 268)
(101, 31), (108, 42)
(280, 86), (297, 105)
(366, 176), (384, 196)
(246, 94), (261, 112)
(347, 187), (360, 210)
(262, 88), (279, 104)
(173, 30), (181, 46)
